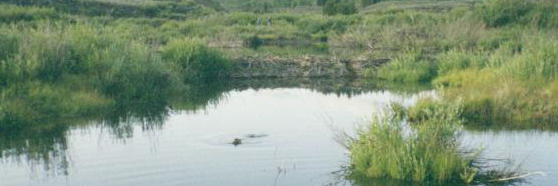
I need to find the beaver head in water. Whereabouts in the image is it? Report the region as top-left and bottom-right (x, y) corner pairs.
(232, 138), (242, 146)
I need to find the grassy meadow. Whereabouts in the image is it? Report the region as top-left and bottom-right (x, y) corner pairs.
(0, 0), (557, 184)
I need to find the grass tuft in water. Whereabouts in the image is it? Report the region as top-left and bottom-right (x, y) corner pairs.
(347, 102), (523, 184)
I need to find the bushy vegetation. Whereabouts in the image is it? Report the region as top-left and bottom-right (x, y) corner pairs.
(0, 19), (232, 130)
(0, 4), (59, 23)
(162, 38), (231, 82)
(0, 0), (556, 182)
(373, 50), (436, 82)
(434, 33), (558, 130)
(332, 0), (558, 129)
(322, 0), (357, 15)
(350, 104), (471, 183)
(1, 0), (218, 19)
(349, 102), (520, 184)
(477, 0), (558, 28)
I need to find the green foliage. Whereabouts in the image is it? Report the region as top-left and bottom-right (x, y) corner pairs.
(0, 82), (111, 130)
(376, 50), (437, 82)
(360, 0), (381, 7)
(0, 30), (19, 62)
(162, 38), (231, 83)
(0, 4), (59, 23)
(296, 14), (360, 35)
(477, 0), (531, 27)
(503, 34), (558, 82)
(322, 0), (357, 16)
(433, 33), (558, 129)
(436, 50), (488, 75)
(0, 22), (179, 129)
(1, 0), (216, 19)
(350, 103), (478, 183)
(477, 0), (558, 28)
(97, 42), (174, 104)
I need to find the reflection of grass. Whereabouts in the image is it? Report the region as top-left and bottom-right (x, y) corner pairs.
(0, 124), (70, 176)
(346, 103), (524, 185)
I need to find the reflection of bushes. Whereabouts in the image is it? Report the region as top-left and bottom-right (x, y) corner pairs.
(0, 82), (111, 131)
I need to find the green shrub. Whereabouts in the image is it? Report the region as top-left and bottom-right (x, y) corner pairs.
(244, 35), (263, 48)
(436, 50), (489, 75)
(477, 0), (532, 27)
(525, 0), (558, 28)
(162, 38), (231, 83)
(503, 34), (558, 82)
(98, 41), (174, 104)
(376, 50), (437, 82)
(350, 103), (479, 184)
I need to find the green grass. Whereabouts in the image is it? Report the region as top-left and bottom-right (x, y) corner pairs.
(1, 0), (217, 19)
(431, 32), (558, 130)
(162, 38), (232, 83)
(0, 21), (232, 130)
(0, 0), (557, 137)
(477, 0), (558, 28)
(0, 4), (60, 23)
(348, 102), (520, 184)
(372, 50), (437, 82)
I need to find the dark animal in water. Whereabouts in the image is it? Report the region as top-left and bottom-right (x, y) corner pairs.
(232, 138), (242, 146)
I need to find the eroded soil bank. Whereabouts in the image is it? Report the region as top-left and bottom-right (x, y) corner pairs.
(230, 55), (389, 78)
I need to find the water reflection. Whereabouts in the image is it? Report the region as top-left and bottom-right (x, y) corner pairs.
(0, 78), (427, 179)
(0, 125), (69, 176)
(1, 78), (555, 186)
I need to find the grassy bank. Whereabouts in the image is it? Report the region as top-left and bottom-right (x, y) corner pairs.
(0, 20), (233, 130)
(346, 0), (558, 129)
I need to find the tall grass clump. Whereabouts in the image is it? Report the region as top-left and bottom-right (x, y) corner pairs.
(162, 38), (231, 83)
(436, 50), (488, 76)
(96, 41), (175, 105)
(348, 102), (523, 184)
(349, 103), (480, 184)
(374, 50), (437, 82)
(503, 33), (558, 82)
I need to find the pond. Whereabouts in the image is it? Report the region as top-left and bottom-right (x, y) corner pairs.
(0, 79), (556, 186)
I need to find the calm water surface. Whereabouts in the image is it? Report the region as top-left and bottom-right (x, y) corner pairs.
(1, 79), (557, 186)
